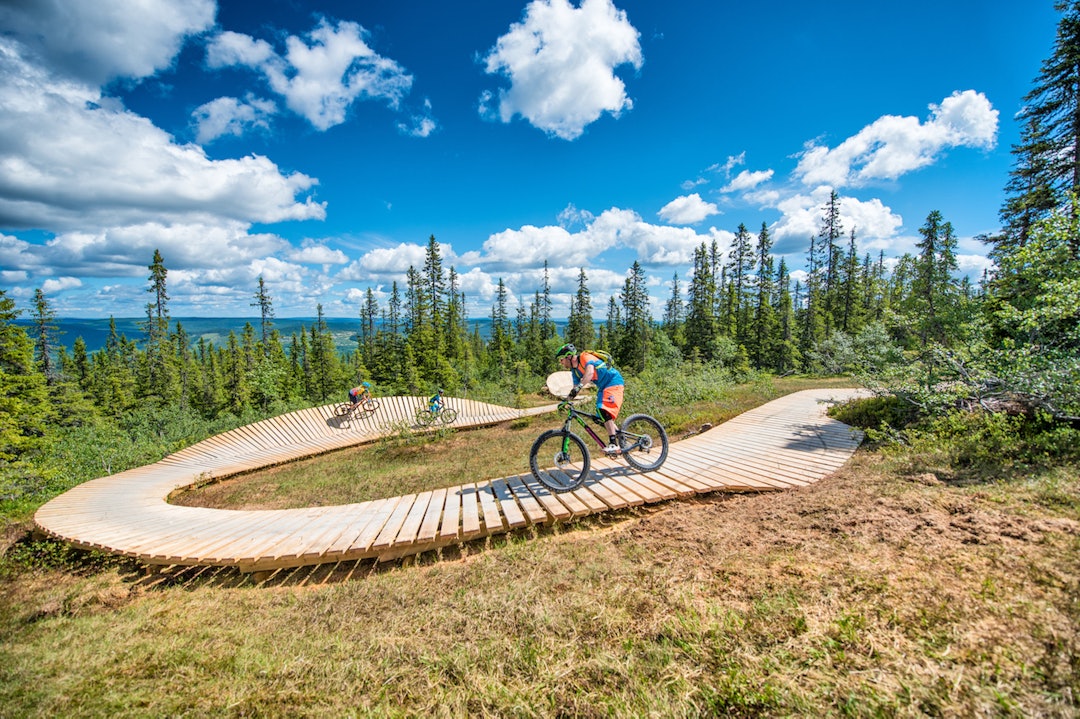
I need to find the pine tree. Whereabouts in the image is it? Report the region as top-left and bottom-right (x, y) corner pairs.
(360, 287), (379, 365)
(144, 249), (173, 400)
(31, 288), (60, 385)
(751, 223), (776, 368)
(251, 276), (275, 355)
(912, 210), (960, 350)
(773, 259), (800, 374)
(618, 261), (651, 372)
(0, 290), (49, 460)
(444, 267), (465, 363)
(566, 268), (595, 349)
(799, 234), (825, 369)
(840, 228), (861, 333)
(662, 272), (685, 349)
(685, 243), (718, 360)
(727, 223), (755, 346)
(540, 260), (556, 340)
(999, 0), (1080, 250)
(818, 190), (844, 338)
(489, 278), (512, 367)
(421, 235), (447, 355)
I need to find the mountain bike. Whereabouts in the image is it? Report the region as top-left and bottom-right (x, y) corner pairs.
(415, 403), (458, 427)
(529, 400), (668, 492)
(333, 396), (379, 427)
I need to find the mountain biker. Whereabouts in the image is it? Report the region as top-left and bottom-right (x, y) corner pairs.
(556, 343), (625, 455)
(429, 388), (444, 413)
(348, 381), (372, 405)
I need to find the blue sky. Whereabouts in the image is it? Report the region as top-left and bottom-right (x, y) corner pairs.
(0, 0), (1061, 319)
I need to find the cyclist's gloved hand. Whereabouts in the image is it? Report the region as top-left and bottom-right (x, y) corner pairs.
(566, 387), (579, 401)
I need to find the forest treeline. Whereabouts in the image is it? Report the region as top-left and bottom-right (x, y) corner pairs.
(5, 193), (981, 431)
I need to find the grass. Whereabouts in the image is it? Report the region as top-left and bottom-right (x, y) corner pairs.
(2, 376), (1078, 717)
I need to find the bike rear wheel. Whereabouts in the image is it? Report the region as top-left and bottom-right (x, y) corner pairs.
(530, 429), (590, 492)
(619, 414), (669, 471)
(415, 408), (434, 427)
(439, 408), (458, 424)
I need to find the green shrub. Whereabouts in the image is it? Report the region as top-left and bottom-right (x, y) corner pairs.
(900, 408), (1079, 473)
(829, 395), (919, 432)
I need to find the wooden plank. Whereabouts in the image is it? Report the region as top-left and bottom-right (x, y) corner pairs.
(350, 496), (403, 553)
(314, 501), (383, 560)
(392, 491), (433, 547)
(621, 471), (678, 502)
(676, 443), (813, 488)
(371, 494), (418, 551)
(519, 477), (573, 522)
(506, 476), (549, 525)
(639, 469), (697, 498)
(490, 479), (527, 529)
(437, 487), (462, 541)
(475, 482), (507, 534)
(605, 474), (659, 504)
(593, 474), (644, 507)
(300, 498), (375, 561)
(217, 508), (334, 566)
(416, 488), (448, 543)
(575, 477), (629, 510)
(459, 483), (482, 539)
(205, 510), (335, 566)
(660, 452), (780, 492)
(567, 484), (608, 513)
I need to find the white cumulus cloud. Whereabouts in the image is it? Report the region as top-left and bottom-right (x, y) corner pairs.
(769, 188), (904, 255)
(721, 169), (774, 193)
(207, 20), (414, 131)
(192, 95), (278, 144)
(0, 40), (325, 233)
(480, 0), (643, 140)
(0, 0), (215, 85)
(795, 90), (999, 188)
(658, 194), (720, 225)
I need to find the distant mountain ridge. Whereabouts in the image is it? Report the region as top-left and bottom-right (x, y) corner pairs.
(15, 316), (560, 354)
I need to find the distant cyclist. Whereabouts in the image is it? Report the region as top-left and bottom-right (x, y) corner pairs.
(556, 343), (625, 455)
(429, 388), (444, 413)
(348, 381), (373, 406)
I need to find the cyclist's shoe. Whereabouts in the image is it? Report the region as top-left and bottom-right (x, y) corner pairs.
(603, 443), (621, 456)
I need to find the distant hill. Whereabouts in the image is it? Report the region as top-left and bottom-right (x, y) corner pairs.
(15, 316), (564, 355)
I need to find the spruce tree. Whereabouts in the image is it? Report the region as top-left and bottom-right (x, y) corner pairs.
(999, 0), (1080, 249)
(32, 288), (60, 385)
(251, 276), (275, 354)
(565, 268), (594, 350)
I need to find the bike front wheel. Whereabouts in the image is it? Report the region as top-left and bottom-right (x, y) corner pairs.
(530, 429), (590, 492)
(619, 414), (669, 471)
(361, 398), (380, 413)
(438, 408), (458, 425)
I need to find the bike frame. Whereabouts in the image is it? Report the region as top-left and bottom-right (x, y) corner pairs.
(560, 404), (610, 449)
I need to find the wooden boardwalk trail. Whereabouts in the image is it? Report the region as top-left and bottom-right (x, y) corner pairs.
(33, 388), (866, 573)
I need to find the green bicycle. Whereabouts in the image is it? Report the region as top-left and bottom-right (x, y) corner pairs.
(415, 404), (458, 427)
(529, 401), (669, 492)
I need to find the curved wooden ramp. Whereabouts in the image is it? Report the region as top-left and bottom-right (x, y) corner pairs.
(34, 389), (865, 573)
